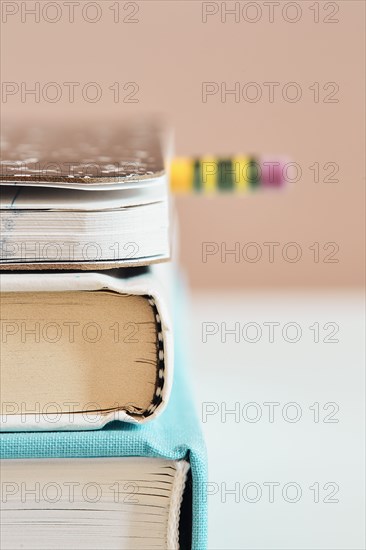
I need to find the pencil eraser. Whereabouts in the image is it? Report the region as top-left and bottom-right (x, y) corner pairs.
(260, 157), (286, 187)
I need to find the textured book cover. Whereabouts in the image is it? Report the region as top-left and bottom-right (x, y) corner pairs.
(0, 328), (208, 549)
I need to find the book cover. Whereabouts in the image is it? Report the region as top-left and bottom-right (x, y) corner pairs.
(0, 329), (208, 549)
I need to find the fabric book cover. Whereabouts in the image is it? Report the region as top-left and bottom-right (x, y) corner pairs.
(0, 326), (208, 549)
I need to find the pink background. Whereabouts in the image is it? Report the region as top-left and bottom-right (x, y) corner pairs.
(2, 0), (364, 288)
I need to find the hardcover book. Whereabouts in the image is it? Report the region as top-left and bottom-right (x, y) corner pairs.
(0, 119), (170, 269)
(0, 267), (172, 431)
(0, 335), (208, 550)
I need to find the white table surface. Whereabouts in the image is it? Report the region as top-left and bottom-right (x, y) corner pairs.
(190, 290), (365, 550)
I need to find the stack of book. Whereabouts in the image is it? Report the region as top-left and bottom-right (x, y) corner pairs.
(0, 119), (207, 550)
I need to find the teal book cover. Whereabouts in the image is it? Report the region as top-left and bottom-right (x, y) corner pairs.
(0, 328), (207, 550)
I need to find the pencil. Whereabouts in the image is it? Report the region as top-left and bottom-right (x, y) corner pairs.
(170, 157), (286, 193)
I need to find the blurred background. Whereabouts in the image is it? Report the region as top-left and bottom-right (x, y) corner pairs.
(2, 0), (364, 289)
(2, 1), (365, 548)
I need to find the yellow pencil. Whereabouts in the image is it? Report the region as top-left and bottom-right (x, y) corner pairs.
(170, 156), (285, 193)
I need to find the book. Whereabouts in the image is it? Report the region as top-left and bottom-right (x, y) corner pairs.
(0, 120), (170, 269)
(0, 267), (172, 431)
(0, 332), (208, 550)
(1, 457), (190, 550)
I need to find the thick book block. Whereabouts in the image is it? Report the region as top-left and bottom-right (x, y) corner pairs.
(0, 268), (172, 430)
